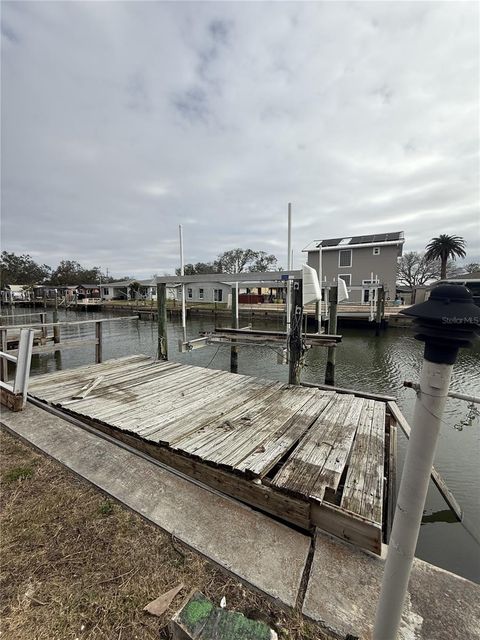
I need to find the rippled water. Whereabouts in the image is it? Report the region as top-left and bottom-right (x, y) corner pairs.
(5, 307), (480, 582)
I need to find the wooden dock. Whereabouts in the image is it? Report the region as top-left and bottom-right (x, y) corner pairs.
(27, 355), (397, 555)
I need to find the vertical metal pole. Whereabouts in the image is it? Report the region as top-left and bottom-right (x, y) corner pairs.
(179, 224), (186, 342)
(0, 329), (8, 381)
(325, 286), (338, 385)
(288, 279), (303, 385)
(315, 245), (323, 333)
(95, 321), (102, 364)
(286, 203), (292, 342)
(157, 283), (168, 361)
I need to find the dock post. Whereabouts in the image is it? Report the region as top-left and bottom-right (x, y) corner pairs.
(40, 312), (48, 340)
(157, 283), (168, 361)
(374, 285), (479, 640)
(0, 329), (7, 381)
(325, 286), (338, 385)
(230, 286), (238, 374)
(95, 321), (102, 363)
(288, 279), (303, 385)
(314, 300), (321, 333)
(53, 291), (60, 344)
(375, 287), (384, 336)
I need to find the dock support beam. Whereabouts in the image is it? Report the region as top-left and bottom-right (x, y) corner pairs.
(375, 287), (385, 337)
(230, 286), (238, 374)
(157, 283), (168, 361)
(53, 292), (61, 344)
(288, 279), (303, 385)
(95, 321), (103, 364)
(325, 286), (337, 385)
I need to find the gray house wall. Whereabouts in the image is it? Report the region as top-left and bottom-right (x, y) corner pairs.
(307, 244), (400, 302)
(184, 283), (231, 304)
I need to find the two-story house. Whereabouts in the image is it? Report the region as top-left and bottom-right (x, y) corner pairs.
(303, 231), (405, 304)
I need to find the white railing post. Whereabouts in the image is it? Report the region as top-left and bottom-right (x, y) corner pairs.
(12, 328), (34, 407)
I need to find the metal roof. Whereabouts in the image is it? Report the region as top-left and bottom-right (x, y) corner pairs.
(303, 231), (404, 252)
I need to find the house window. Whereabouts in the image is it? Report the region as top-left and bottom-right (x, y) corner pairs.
(373, 247), (381, 255)
(199, 288), (204, 300)
(187, 288), (193, 299)
(103, 288), (109, 296)
(214, 289), (223, 302)
(338, 274), (351, 287)
(339, 249), (352, 268)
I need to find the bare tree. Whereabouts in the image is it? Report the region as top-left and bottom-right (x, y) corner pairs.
(397, 252), (440, 287)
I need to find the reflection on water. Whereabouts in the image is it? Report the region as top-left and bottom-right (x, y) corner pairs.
(5, 306), (480, 583)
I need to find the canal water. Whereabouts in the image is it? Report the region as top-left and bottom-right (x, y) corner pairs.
(4, 307), (480, 582)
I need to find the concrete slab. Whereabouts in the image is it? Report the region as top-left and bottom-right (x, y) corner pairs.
(303, 531), (480, 640)
(1, 403), (311, 609)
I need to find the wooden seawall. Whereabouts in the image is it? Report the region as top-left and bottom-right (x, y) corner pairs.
(27, 355), (397, 555)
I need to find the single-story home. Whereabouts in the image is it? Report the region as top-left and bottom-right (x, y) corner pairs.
(1, 284), (33, 302)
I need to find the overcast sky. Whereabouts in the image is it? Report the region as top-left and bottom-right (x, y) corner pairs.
(1, 1), (479, 277)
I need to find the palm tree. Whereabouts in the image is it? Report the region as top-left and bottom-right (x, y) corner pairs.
(425, 234), (466, 280)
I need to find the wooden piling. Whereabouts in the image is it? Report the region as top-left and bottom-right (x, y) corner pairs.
(230, 286), (238, 374)
(53, 292), (60, 344)
(375, 287), (385, 336)
(40, 312), (48, 339)
(325, 286), (338, 385)
(95, 321), (102, 364)
(157, 283), (168, 361)
(288, 279), (303, 385)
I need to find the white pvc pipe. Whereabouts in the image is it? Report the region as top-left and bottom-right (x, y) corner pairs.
(374, 358), (454, 639)
(235, 283), (239, 328)
(179, 224), (186, 341)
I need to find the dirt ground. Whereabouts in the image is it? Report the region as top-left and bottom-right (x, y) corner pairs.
(0, 429), (332, 640)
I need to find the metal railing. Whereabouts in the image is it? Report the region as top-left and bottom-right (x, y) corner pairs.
(0, 328), (35, 410)
(0, 316), (139, 365)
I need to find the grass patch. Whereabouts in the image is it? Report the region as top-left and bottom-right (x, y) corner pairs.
(3, 466), (33, 482)
(0, 429), (332, 640)
(98, 499), (114, 516)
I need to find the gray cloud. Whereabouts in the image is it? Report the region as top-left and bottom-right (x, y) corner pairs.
(1, 1), (479, 278)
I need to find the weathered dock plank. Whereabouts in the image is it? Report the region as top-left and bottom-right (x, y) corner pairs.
(27, 355), (392, 554)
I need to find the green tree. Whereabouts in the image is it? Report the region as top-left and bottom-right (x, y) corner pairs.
(49, 260), (106, 286)
(0, 251), (51, 286)
(215, 248), (274, 274)
(463, 262), (480, 274)
(129, 281), (140, 299)
(175, 262), (218, 276)
(425, 235), (466, 280)
(248, 251), (280, 272)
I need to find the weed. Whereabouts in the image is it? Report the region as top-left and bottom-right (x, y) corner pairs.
(98, 499), (114, 516)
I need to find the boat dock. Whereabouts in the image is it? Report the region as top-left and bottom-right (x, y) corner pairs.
(27, 354), (397, 555)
